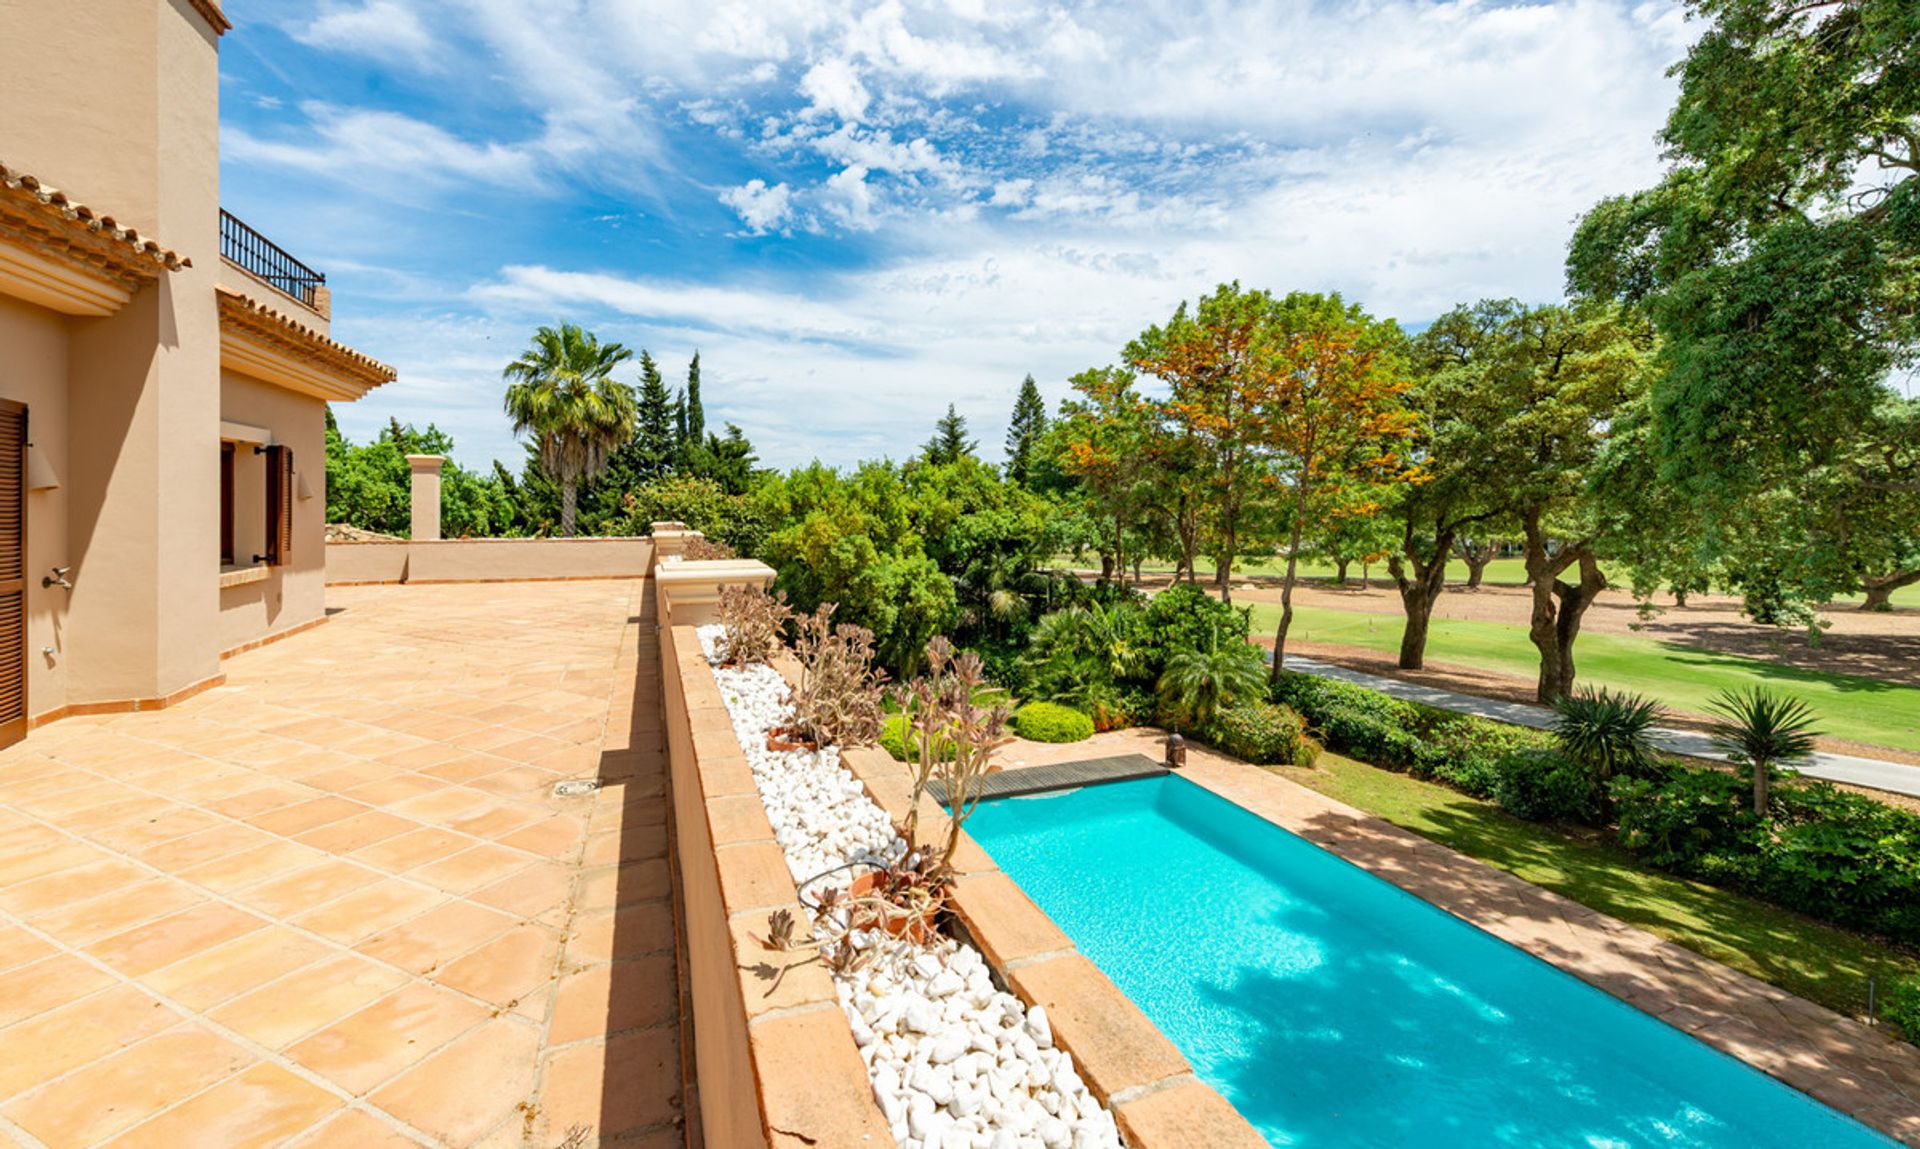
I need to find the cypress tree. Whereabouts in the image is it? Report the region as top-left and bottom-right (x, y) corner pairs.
(922, 403), (975, 465)
(1004, 374), (1048, 485)
(633, 351), (675, 479)
(685, 352), (706, 446)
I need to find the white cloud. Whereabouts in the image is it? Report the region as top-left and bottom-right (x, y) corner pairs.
(292, 1), (439, 68)
(719, 179), (794, 233)
(224, 104), (546, 190)
(799, 57), (873, 122)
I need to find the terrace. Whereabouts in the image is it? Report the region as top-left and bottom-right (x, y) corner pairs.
(0, 536), (1911, 1147)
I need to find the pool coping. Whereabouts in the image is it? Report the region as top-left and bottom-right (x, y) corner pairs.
(1164, 747), (1920, 1146)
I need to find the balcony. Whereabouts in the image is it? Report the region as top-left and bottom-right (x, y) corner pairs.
(218, 208), (326, 311)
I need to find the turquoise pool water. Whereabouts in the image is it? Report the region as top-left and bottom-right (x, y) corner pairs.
(964, 775), (1895, 1148)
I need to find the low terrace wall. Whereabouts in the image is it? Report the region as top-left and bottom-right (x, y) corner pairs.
(655, 558), (896, 1148)
(650, 531), (1263, 1148)
(325, 536), (654, 585)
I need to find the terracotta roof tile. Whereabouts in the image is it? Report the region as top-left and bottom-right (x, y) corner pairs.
(217, 286), (398, 391)
(0, 162), (189, 274)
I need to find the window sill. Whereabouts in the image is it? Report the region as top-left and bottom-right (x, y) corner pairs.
(219, 563), (271, 589)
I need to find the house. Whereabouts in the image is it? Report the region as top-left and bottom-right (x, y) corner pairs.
(0, 0), (392, 746)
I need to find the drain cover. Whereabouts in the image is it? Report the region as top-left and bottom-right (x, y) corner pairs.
(551, 779), (601, 798)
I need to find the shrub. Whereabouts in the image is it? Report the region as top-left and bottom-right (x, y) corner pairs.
(1139, 584), (1248, 675)
(1885, 976), (1920, 1043)
(1492, 749), (1602, 824)
(1612, 769), (1754, 868)
(1011, 702), (1095, 743)
(879, 714), (954, 762)
(1549, 687), (1665, 787)
(1156, 623), (1267, 727)
(1205, 702), (1313, 766)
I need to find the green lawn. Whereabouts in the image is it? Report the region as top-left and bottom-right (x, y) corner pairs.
(1269, 752), (1918, 1022)
(1248, 601), (1920, 754)
(1055, 553), (1920, 607)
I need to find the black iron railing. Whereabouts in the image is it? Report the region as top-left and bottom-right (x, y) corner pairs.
(219, 209), (325, 307)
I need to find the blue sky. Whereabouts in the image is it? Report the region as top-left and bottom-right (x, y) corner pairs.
(219, 0), (1694, 472)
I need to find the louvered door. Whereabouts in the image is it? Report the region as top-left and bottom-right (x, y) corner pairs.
(0, 402), (27, 749)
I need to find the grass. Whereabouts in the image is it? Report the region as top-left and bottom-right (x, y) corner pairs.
(1269, 751), (1919, 1022)
(1054, 553), (1920, 607)
(1247, 601), (1920, 754)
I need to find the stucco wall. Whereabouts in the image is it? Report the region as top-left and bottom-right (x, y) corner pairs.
(0, 294), (74, 720)
(215, 371), (327, 656)
(324, 541), (410, 585)
(326, 537), (655, 584)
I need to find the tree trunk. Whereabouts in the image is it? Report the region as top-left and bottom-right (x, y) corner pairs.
(1464, 554), (1490, 588)
(1099, 551), (1115, 582)
(1860, 568), (1920, 611)
(1524, 515), (1606, 702)
(1390, 528), (1453, 671)
(1270, 497), (1309, 683)
(1334, 559), (1350, 585)
(560, 481), (578, 537)
(1752, 757), (1770, 818)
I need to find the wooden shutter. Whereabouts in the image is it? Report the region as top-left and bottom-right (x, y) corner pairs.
(0, 402), (26, 748)
(264, 445), (293, 566)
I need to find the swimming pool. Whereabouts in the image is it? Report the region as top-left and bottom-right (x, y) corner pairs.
(964, 774), (1896, 1148)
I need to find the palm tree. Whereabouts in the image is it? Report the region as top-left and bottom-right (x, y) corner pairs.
(1157, 623), (1267, 728)
(502, 323), (638, 535)
(1705, 687), (1820, 817)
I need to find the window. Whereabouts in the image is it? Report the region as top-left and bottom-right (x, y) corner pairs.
(220, 441), (235, 565)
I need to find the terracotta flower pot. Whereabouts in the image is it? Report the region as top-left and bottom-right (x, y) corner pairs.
(765, 725), (818, 753)
(848, 871), (941, 944)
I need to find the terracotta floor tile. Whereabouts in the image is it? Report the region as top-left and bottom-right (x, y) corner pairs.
(343, 774), (444, 808)
(497, 814), (584, 857)
(239, 858), (385, 918)
(445, 801), (541, 840)
(565, 904), (675, 966)
(547, 956), (678, 1046)
(293, 809), (416, 854)
(574, 860), (671, 913)
(418, 755), (509, 785)
(141, 925), (334, 1011)
(472, 862), (574, 918)
(32, 880), (206, 946)
(100, 1062), (342, 1149)
(283, 1108), (430, 1148)
(1, 952), (122, 1034)
(537, 1028), (681, 1142)
(56, 795), (169, 835)
(0, 923), (55, 974)
(288, 982), (487, 1094)
(86, 902), (268, 977)
(432, 923), (558, 1009)
(0, 857), (150, 918)
(89, 807), (222, 853)
(351, 827), (470, 873)
(411, 844), (534, 895)
(0, 838), (111, 889)
(209, 952), (409, 1050)
(203, 783), (312, 821)
(289, 880), (447, 946)
(176, 838), (329, 894)
(370, 1016), (539, 1145)
(248, 795), (368, 837)
(3, 1025), (253, 1147)
(357, 900), (519, 976)
(132, 822), (281, 872)
(0, 984), (177, 1099)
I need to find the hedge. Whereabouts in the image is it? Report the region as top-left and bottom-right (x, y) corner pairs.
(1012, 702), (1095, 743)
(1270, 671), (1548, 797)
(1203, 702), (1317, 767)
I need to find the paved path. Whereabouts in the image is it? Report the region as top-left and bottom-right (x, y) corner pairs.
(1283, 655), (1920, 800)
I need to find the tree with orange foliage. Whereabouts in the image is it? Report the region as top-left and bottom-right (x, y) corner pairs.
(1257, 292), (1421, 679)
(1126, 283), (1277, 604)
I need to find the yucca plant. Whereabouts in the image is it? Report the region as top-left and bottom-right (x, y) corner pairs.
(1157, 622), (1268, 728)
(1705, 687), (1819, 817)
(1550, 686), (1665, 789)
